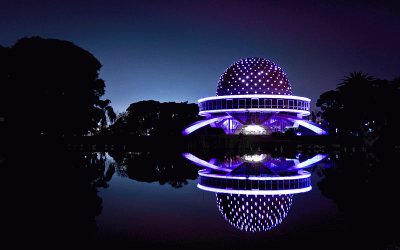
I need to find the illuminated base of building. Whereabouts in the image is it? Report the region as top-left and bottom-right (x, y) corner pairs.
(182, 94), (327, 135)
(182, 108), (327, 135)
(182, 152), (328, 174)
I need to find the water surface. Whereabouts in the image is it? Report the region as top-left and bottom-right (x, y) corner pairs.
(2, 147), (399, 249)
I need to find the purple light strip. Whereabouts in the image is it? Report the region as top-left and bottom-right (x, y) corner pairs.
(198, 169), (310, 180)
(289, 154), (328, 170)
(198, 94), (311, 102)
(197, 184), (312, 195)
(182, 115), (231, 135)
(199, 108), (310, 116)
(182, 153), (232, 173)
(286, 118), (327, 135)
(184, 151), (326, 173)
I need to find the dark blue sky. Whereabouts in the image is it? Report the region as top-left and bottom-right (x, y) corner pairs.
(1, 0), (399, 113)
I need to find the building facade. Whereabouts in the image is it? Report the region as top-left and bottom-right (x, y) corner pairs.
(183, 58), (326, 135)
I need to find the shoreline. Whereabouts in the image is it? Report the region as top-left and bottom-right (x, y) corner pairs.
(2, 134), (397, 154)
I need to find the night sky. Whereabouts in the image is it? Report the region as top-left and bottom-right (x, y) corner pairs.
(1, 0), (399, 113)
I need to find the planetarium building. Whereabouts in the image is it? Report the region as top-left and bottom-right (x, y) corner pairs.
(183, 57), (327, 135)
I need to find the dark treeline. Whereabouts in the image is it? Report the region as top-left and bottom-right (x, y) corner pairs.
(106, 100), (199, 137)
(1, 36), (400, 151)
(0, 37), (118, 246)
(315, 72), (400, 148)
(0, 36), (201, 145)
(0, 36), (116, 138)
(110, 151), (200, 188)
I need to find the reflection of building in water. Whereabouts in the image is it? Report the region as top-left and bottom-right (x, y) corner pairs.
(198, 169), (311, 195)
(183, 152), (327, 192)
(183, 151), (327, 232)
(217, 193), (292, 232)
(182, 57), (327, 135)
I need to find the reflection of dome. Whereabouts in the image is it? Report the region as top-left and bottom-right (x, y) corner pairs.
(217, 58), (292, 96)
(217, 193), (292, 232)
(181, 151), (323, 233)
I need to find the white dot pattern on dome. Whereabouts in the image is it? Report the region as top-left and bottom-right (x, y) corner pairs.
(217, 58), (292, 96)
(216, 193), (293, 232)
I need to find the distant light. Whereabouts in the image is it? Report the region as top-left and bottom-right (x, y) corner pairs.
(242, 154), (267, 162)
(242, 125), (266, 135)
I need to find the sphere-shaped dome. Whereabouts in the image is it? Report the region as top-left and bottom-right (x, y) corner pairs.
(217, 58), (292, 96)
(216, 193), (292, 232)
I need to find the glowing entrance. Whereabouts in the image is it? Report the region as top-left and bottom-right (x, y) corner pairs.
(241, 125), (267, 135)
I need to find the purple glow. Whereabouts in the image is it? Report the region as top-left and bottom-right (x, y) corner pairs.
(181, 153), (232, 173)
(182, 115), (231, 135)
(286, 117), (328, 135)
(198, 94), (310, 102)
(199, 108), (310, 116)
(198, 184), (311, 195)
(183, 152), (327, 173)
(181, 57), (327, 136)
(289, 154), (328, 170)
(198, 169), (310, 181)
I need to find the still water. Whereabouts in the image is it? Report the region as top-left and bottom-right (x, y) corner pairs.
(2, 146), (399, 249)
(93, 149), (399, 249)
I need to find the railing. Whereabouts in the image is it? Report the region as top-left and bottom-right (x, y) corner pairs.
(198, 95), (310, 114)
(199, 174), (311, 191)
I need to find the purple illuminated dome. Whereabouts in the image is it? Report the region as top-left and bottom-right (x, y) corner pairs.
(217, 58), (292, 96)
(217, 193), (292, 232)
(182, 57), (327, 136)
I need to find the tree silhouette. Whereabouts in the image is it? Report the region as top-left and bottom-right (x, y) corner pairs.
(0, 45), (9, 133)
(96, 99), (117, 130)
(108, 100), (198, 136)
(0, 36), (115, 137)
(110, 150), (200, 188)
(316, 72), (400, 145)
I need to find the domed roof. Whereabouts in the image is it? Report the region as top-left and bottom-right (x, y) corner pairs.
(216, 58), (292, 96)
(216, 193), (292, 232)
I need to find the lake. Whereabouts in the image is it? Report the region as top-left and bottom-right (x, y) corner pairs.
(1, 144), (399, 249)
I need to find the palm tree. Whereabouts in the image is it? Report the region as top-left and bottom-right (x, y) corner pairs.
(338, 72), (376, 88)
(95, 99), (117, 131)
(317, 72), (376, 135)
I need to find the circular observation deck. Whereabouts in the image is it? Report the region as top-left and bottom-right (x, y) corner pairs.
(198, 94), (310, 117)
(197, 169), (311, 195)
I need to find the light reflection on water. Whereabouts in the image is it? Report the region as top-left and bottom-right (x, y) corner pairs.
(91, 148), (400, 248)
(182, 151), (327, 232)
(6, 147), (397, 248)
(94, 149), (339, 246)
